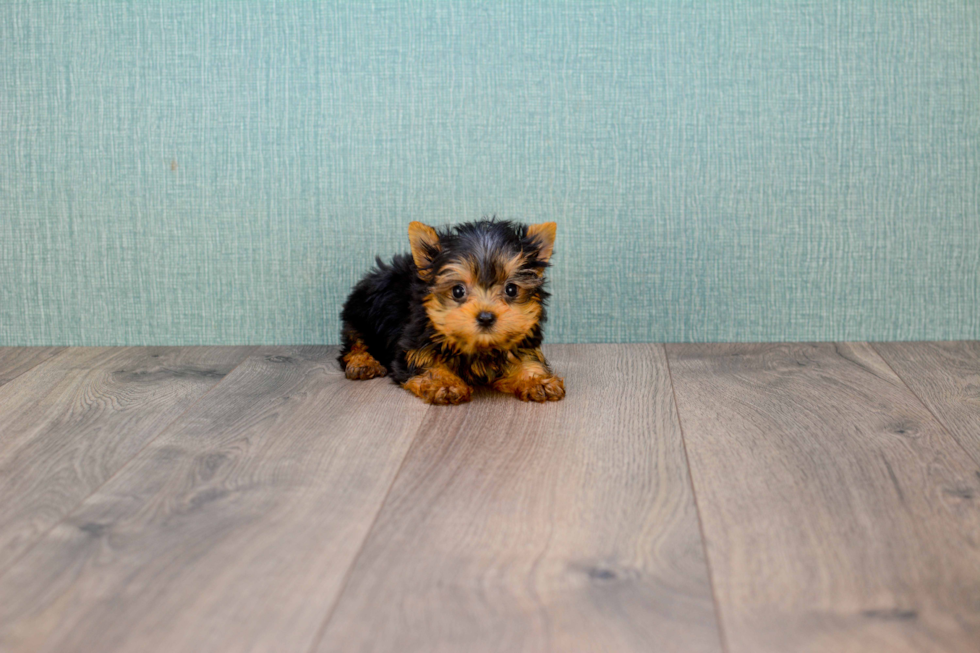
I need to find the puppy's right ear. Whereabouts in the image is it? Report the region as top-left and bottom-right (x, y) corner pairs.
(408, 222), (440, 279)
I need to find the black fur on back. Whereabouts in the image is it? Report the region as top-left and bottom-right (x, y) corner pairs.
(338, 219), (551, 384)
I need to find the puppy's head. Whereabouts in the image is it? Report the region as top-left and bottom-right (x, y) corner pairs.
(409, 219), (556, 354)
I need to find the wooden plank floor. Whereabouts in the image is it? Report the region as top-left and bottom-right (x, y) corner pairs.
(317, 345), (721, 653)
(0, 346), (254, 573)
(874, 342), (980, 465)
(0, 343), (977, 652)
(0, 348), (64, 388)
(666, 343), (980, 653)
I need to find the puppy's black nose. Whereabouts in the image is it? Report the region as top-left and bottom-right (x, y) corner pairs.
(476, 311), (496, 328)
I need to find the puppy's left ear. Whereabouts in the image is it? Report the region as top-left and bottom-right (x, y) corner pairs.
(526, 222), (557, 263)
(408, 221), (441, 279)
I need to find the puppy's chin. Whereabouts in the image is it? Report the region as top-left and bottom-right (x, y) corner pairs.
(440, 329), (526, 355)
(472, 331), (507, 351)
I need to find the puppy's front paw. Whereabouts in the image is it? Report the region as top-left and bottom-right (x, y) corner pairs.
(403, 368), (472, 405)
(344, 354), (387, 380)
(427, 380), (472, 405)
(515, 375), (565, 402)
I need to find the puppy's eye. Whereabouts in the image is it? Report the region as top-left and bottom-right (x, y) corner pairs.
(504, 283), (518, 298)
(452, 284), (466, 300)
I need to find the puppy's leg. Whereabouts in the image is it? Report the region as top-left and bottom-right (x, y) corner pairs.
(340, 327), (387, 380)
(403, 364), (472, 405)
(493, 348), (565, 402)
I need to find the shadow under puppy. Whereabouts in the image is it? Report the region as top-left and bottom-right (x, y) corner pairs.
(339, 219), (565, 405)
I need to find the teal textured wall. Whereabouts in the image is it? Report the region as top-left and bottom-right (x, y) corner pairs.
(2, 1), (978, 346)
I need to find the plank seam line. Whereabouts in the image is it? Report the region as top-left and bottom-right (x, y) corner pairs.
(662, 344), (732, 653)
(868, 342), (980, 469)
(303, 403), (432, 653)
(0, 347), (67, 391)
(0, 345), (258, 585)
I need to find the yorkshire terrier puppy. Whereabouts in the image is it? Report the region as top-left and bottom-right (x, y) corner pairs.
(339, 219), (565, 405)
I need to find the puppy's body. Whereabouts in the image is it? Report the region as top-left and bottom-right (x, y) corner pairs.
(339, 219), (564, 404)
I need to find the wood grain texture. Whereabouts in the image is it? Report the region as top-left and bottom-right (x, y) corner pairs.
(315, 344), (723, 653)
(0, 347), (430, 653)
(666, 343), (980, 653)
(0, 346), (253, 573)
(873, 341), (980, 465)
(0, 347), (64, 387)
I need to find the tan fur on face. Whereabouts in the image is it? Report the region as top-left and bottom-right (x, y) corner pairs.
(433, 259), (476, 288)
(424, 255), (543, 355)
(494, 252), (527, 286)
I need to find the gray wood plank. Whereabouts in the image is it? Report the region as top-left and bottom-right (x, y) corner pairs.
(874, 341), (980, 465)
(0, 346), (429, 653)
(0, 346), (253, 573)
(0, 347), (64, 387)
(666, 342), (980, 653)
(314, 344), (723, 653)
